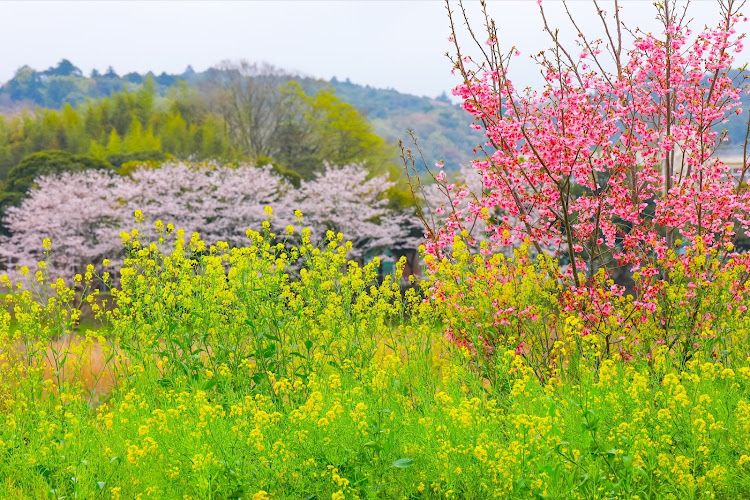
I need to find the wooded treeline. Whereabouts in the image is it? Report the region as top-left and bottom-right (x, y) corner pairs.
(1, 59), (490, 172)
(0, 63), (396, 183)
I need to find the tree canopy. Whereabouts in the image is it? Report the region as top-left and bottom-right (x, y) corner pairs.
(0, 74), (399, 182)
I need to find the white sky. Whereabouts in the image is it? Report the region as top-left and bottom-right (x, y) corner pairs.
(1, 1), (748, 99)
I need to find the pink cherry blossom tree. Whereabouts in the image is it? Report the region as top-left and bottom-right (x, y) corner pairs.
(119, 162), (289, 247)
(418, 0), (750, 359)
(427, 0), (749, 283)
(2, 162), (291, 277)
(2, 170), (125, 277)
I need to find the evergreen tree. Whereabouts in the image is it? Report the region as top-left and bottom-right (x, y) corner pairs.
(106, 128), (122, 155)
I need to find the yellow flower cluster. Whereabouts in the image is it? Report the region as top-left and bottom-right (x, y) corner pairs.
(0, 225), (749, 498)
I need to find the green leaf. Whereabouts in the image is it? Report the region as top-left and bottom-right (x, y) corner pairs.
(33, 464), (52, 481)
(514, 478), (528, 491)
(363, 441), (382, 452)
(391, 458), (414, 468)
(156, 378), (172, 388)
(265, 333), (281, 343)
(546, 397), (559, 418)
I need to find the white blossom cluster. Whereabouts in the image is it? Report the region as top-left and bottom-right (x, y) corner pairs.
(1, 161), (423, 278)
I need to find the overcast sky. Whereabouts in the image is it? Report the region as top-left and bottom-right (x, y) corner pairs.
(1, 1), (747, 99)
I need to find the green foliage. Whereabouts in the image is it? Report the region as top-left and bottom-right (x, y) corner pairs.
(5, 62), (748, 175)
(5, 65), (44, 103)
(4, 150), (111, 194)
(317, 78), (485, 170)
(106, 150), (168, 170)
(0, 86), (236, 180)
(0, 150), (112, 235)
(383, 163), (418, 211)
(0, 61), (490, 175)
(0, 191), (24, 236)
(0, 61), (464, 216)
(275, 82), (395, 179)
(105, 128), (122, 155)
(121, 117), (161, 153)
(260, 157), (303, 188)
(0, 74), (403, 186)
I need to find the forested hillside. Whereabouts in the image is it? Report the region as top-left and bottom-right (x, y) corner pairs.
(0, 59), (482, 172)
(0, 74), (396, 178)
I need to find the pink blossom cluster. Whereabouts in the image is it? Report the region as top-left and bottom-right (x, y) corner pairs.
(437, 2), (750, 290)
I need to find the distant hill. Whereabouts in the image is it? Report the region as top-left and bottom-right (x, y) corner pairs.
(0, 59), (483, 171)
(0, 59), (191, 110)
